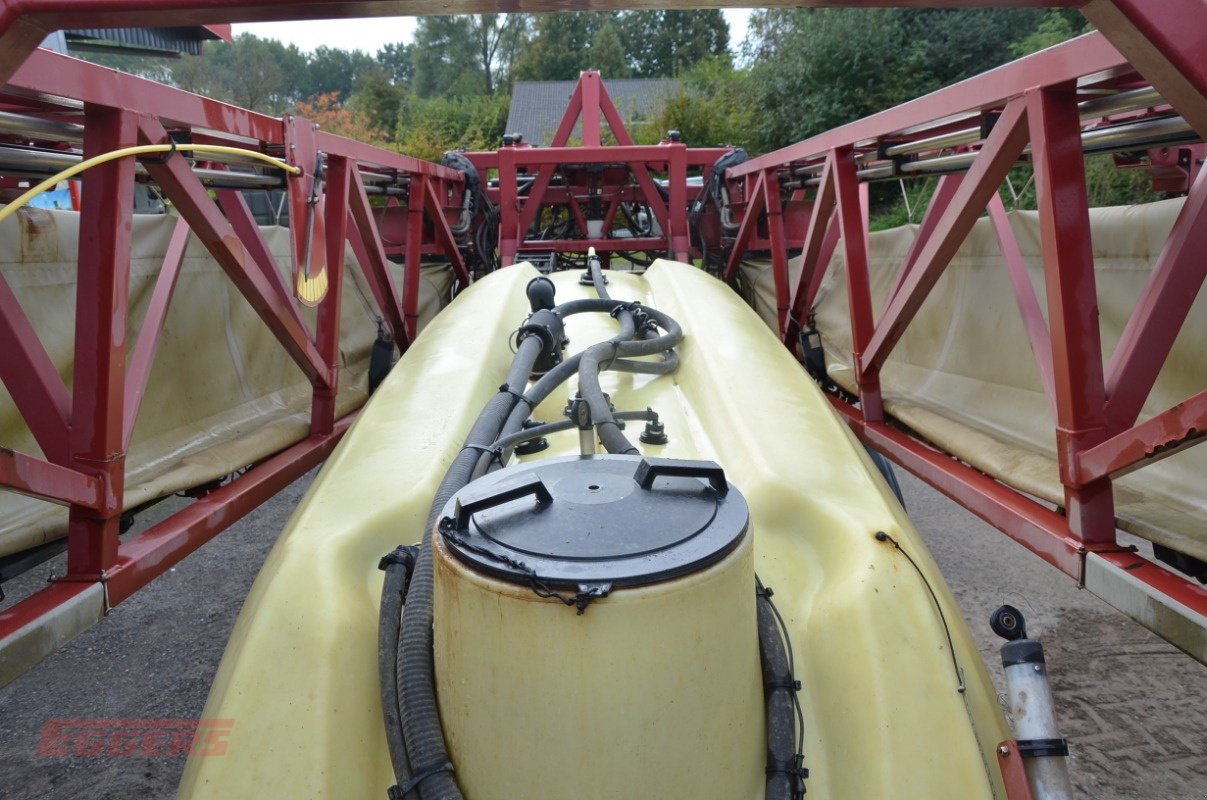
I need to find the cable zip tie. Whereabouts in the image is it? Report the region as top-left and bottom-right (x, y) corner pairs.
(389, 760), (454, 799)
(140, 139), (178, 165)
(765, 753), (810, 797)
(378, 545), (419, 573)
(499, 385), (529, 405)
(462, 442), (499, 458)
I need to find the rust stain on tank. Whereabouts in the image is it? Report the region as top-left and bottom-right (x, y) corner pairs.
(19, 208), (58, 262)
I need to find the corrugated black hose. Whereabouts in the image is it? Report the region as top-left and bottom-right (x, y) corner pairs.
(394, 334), (543, 800)
(757, 577), (809, 799)
(382, 269), (686, 799)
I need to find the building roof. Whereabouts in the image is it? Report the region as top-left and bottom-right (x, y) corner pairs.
(505, 78), (681, 146)
(62, 25), (229, 57)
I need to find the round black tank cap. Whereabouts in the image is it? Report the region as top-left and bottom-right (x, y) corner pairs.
(439, 455), (748, 589)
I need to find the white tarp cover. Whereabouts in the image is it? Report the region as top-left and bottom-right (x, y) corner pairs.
(740, 198), (1206, 561)
(0, 207), (451, 558)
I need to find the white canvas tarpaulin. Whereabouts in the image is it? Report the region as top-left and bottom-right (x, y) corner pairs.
(0, 207), (452, 558)
(740, 198), (1206, 562)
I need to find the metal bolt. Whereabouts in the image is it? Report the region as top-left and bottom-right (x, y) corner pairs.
(998, 745), (1010, 756)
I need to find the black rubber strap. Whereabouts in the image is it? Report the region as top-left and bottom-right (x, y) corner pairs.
(390, 760), (454, 798)
(1017, 737), (1069, 758)
(378, 545), (418, 572)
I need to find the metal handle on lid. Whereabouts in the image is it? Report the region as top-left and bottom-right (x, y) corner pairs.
(453, 474), (553, 531)
(633, 457), (728, 495)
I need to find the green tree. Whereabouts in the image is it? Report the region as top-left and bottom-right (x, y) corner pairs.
(168, 34), (305, 113)
(621, 10), (729, 78)
(411, 15), (527, 97)
(351, 65), (407, 135)
(746, 8), (1046, 152)
(412, 16), (480, 98)
(394, 92), (511, 162)
(299, 46), (376, 101)
(377, 42), (414, 85)
(1010, 9), (1092, 57)
(590, 19), (630, 78)
(470, 14), (529, 95)
(514, 12), (606, 81)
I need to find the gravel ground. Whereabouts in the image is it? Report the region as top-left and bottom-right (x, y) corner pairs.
(1, 465), (1204, 799)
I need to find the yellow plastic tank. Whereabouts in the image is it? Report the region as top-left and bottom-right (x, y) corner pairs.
(180, 261), (1011, 799)
(432, 455), (765, 799)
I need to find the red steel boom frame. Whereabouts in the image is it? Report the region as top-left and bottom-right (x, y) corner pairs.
(723, 30), (1207, 654)
(0, 0), (1205, 679)
(0, 45), (472, 674)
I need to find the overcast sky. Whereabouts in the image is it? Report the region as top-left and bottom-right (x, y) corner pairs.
(232, 10), (753, 56)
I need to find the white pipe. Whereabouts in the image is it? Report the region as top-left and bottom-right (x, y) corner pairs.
(1002, 640), (1074, 800)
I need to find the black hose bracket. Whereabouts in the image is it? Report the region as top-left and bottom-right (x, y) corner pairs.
(766, 753), (810, 797)
(517, 308), (567, 375)
(378, 545), (420, 598)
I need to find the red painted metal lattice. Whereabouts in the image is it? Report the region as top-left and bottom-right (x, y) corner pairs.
(0, 0), (1205, 688)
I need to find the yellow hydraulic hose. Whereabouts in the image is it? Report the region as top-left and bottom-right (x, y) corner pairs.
(0, 142), (330, 302)
(0, 143), (301, 225)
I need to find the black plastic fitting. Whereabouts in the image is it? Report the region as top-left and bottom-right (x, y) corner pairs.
(517, 308), (566, 375)
(640, 418), (668, 445)
(515, 419), (550, 456)
(1001, 639), (1045, 667)
(526, 276), (557, 311)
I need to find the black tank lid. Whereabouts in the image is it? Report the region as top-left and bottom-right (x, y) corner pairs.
(439, 455), (748, 591)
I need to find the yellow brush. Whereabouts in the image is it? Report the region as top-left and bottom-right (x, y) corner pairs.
(295, 266), (329, 306)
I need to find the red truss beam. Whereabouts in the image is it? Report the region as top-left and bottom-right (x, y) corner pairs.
(65, 105), (137, 580)
(347, 169), (410, 349)
(783, 155), (837, 345)
(123, 216), (190, 450)
(1103, 165), (1207, 432)
(477, 71), (724, 266)
(311, 154), (350, 436)
(730, 33), (1130, 180)
(723, 171), (767, 283)
(736, 25), (1207, 653)
(0, 40), (468, 678)
(0, 446), (102, 509)
(862, 97), (1030, 375)
(987, 192), (1057, 417)
(1028, 84), (1115, 545)
(833, 146), (882, 423)
(0, 258), (70, 465)
(1078, 388), (1207, 484)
